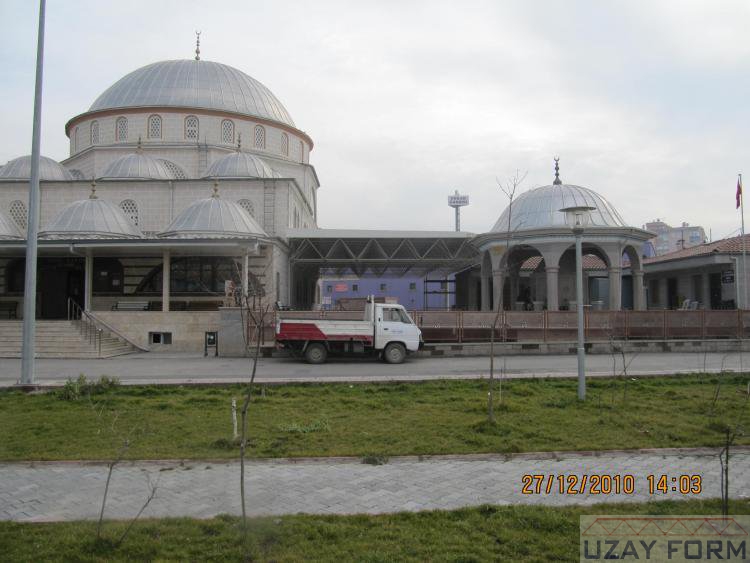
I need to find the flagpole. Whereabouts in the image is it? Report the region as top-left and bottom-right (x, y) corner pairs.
(741, 173), (746, 311)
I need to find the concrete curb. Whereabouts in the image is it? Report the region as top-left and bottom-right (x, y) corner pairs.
(4, 445), (749, 467)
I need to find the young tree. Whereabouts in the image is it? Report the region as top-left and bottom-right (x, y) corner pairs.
(488, 171), (527, 423)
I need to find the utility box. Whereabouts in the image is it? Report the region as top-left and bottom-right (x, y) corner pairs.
(204, 331), (218, 357)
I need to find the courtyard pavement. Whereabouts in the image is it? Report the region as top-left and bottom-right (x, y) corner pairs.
(1, 448), (748, 522)
(1, 351), (748, 387)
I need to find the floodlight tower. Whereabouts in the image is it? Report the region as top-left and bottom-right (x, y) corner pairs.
(448, 190), (469, 232)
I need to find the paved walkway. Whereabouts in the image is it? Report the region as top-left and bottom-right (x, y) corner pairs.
(2, 351), (749, 387)
(2, 449), (748, 522)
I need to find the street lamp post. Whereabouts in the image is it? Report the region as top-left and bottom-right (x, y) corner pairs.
(560, 205), (596, 401)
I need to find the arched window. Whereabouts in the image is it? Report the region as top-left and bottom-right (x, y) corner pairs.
(281, 132), (289, 156)
(74, 126), (79, 151)
(115, 117), (128, 142)
(299, 140), (304, 162)
(221, 120), (235, 144)
(119, 199), (139, 226)
(238, 199), (255, 218)
(185, 116), (199, 140)
(9, 201), (27, 230)
(254, 125), (265, 149)
(90, 121), (99, 145)
(158, 159), (187, 180)
(147, 115), (162, 139)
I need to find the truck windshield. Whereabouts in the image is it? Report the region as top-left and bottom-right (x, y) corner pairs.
(383, 308), (413, 324)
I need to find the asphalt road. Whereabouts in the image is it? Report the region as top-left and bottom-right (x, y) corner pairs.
(0, 351), (747, 386)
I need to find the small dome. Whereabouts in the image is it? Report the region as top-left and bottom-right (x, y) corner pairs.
(0, 155), (74, 181)
(491, 184), (627, 233)
(89, 59), (295, 128)
(202, 152), (278, 179)
(40, 189), (143, 239)
(159, 185), (267, 239)
(0, 210), (23, 239)
(100, 152), (172, 180)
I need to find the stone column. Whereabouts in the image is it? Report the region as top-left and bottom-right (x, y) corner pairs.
(242, 252), (250, 299)
(701, 272), (711, 310)
(546, 266), (559, 311)
(84, 252), (93, 312)
(609, 267), (622, 310)
(162, 249), (170, 312)
(492, 269), (505, 312)
(480, 260), (491, 311)
(632, 270), (646, 310)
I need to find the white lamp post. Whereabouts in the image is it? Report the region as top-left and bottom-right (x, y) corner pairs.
(560, 205), (596, 401)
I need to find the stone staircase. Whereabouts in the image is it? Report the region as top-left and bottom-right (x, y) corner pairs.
(0, 321), (138, 358)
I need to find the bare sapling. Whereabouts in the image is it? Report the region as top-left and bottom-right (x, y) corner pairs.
(488, 170), (526, 422)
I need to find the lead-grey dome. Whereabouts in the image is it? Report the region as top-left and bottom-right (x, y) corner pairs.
(202, 152), (278, 179)
(40, 192), (143, 239)
(89, 59), (295, 128)
(159, 186), (267, 239)
(491, 183), (627, 233)
(0, 210), (23, 239)
(0, 155), (74, 182)
(100, 152), (172, 180)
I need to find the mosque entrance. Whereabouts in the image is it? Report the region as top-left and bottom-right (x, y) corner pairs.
(6, 258), (84, 319)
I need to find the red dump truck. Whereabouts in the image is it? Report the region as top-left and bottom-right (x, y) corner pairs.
(275, 300), (422, 364)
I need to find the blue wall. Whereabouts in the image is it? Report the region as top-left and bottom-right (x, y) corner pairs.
(320, 277), (456, 310)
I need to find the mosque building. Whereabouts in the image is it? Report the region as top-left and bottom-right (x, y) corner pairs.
(0, 45), (663, 352)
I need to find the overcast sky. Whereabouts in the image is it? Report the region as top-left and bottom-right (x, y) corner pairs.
(2, 0), (748, 239)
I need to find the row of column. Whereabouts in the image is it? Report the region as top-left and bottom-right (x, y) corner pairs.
(479, 267), (646, 311)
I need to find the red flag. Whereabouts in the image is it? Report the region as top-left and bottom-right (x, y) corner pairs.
(737, 176), (743, 210)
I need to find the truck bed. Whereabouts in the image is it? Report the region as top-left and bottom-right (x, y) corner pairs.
(276, 319), (374, 343)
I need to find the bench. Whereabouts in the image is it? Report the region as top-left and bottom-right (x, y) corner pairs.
(0, 301), (17, 319)
(111, 301), (149, 311)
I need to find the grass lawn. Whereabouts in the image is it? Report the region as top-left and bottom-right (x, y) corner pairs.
(0, 374), (747, 461)
(1, 499), (748, 562)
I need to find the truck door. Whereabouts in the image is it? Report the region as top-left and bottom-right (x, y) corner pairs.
(375, 306), (405, 349)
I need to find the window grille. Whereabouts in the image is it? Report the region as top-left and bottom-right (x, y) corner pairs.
(90, 121), (99, 144)
(158, 159), (187, 180)
(119, 199), (139, 226)
(238, 199), (255, 218)
(9, 201), (27, 230)
(148, 115), (162, 139)
(221, 120), (235, 144)
(115, 117), (128, 142)
(185, 116), (199, 140)
(254, 125), (265, 149)
(281, 133), (289, 156)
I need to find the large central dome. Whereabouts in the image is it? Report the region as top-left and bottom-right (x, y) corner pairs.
(89, 59), (295, 128)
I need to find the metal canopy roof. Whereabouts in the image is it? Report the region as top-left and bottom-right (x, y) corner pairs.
(288, 229), (478, 277)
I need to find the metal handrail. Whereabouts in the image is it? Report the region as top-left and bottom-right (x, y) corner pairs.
(67, 298), (103, 357)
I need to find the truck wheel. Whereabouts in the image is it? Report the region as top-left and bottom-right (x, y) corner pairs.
(383, 342), (406, 364)
(304, 343), (328, 364)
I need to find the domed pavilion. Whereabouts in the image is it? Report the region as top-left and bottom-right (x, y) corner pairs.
(471, 160), (653, 311)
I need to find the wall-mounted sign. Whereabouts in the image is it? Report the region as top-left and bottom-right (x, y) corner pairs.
(334, 283), (348, 292)
(721, 270), (735, 284)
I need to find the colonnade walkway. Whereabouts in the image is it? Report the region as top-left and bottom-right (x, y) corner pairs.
(2, 448), (748, 521)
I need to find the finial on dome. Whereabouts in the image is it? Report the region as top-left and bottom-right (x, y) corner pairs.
(553, 157), (562, 185)
(195, 31), (201, 60)
(89, 179), (98, 200)
(136, 136), (143, 152)
(212, 179), (220, 198)
(237, 133), (242, 152)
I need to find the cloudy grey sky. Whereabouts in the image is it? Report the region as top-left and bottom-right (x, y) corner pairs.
(2, 0), (748, 239)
